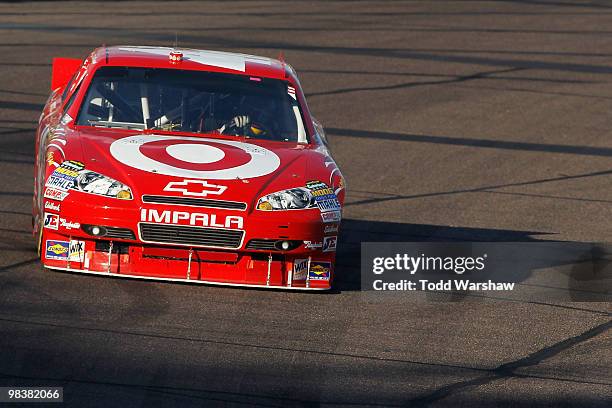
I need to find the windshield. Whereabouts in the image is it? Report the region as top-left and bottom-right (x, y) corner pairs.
(76, 66), (308, 142)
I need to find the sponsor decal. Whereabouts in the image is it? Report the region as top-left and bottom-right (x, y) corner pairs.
(292, 258), (309, 281)
(44, 201), (60, 212)
(140, 209), (243, 229)
(43, 187), (69, 201)
(69, 240), (85, 262)
(312, 189), (334, 198)
(306, 180), (341, 213)
(321, 210), (341, 223)
(316, 198), (341, 212)
(306, 180), (332, 195)
(324, 224), (339, 234)
(43, 213), (59, 230)
(110, 135), (280, 180)
(50, 172), (76, 182)
(304, 240), (322, 249)
(323, 236), (337, 253)
(45, 160), (85, 190)
(60, 160), (85, 171)
(164, 179), (227, 197)
(45, 240), (69, 260)
(54, 167), (78, 178)
(60, 218), (80, 230)
(314, 193), (337, 201)
(45, 175), (75, 191)
(309, 261), (331, 281)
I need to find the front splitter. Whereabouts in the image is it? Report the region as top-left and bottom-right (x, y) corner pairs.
(44, 265), (331, 291)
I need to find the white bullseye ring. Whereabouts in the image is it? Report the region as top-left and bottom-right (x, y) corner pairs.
(109, 134), (281, 180)
(166, 143), (225, 164)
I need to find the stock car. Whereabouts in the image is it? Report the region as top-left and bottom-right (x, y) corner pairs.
(33, 46), (345, 290)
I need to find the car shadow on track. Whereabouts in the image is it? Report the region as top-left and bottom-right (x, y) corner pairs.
(334, 219), (611, 301)
(334, 218), (550, 292)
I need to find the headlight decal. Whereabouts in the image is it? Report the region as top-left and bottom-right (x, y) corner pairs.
(76, 170), (132, 199)
(256, 179), (342, 216)
(257, 187), (315, 210)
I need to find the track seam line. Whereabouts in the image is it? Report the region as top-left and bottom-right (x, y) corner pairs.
(407, 319), (612, 406)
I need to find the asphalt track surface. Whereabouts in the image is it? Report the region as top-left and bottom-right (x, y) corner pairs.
(0, 1), (611, 407)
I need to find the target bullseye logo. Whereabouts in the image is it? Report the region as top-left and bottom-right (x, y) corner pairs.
(109, 135), (280, 179)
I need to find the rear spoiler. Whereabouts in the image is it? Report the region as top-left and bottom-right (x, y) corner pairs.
(51, 57), (82, 91)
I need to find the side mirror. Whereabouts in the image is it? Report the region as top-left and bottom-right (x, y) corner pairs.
(312, 117), (329, 146)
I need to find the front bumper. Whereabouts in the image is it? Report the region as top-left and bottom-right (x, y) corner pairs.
(41, 193), (338, 290)
(42, 235), (334, 289)
(40, 196), (338, 289)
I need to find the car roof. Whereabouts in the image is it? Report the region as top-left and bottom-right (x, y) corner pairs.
(90, 46), (288, 80)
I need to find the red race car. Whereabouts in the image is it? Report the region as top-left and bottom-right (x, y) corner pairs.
(33, 46), (345, 290)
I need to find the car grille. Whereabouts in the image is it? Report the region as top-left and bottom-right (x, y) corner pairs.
(142, 195), (247, 210)
(104, 227), (136, 240)
(246, 239), (278, 250)
(139, 223), (244, 249)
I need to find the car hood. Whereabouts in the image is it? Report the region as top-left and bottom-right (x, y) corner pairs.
(74, 129), (331, 207)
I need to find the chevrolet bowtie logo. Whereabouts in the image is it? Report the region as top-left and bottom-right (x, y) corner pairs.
(164, 179), (228, 197)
